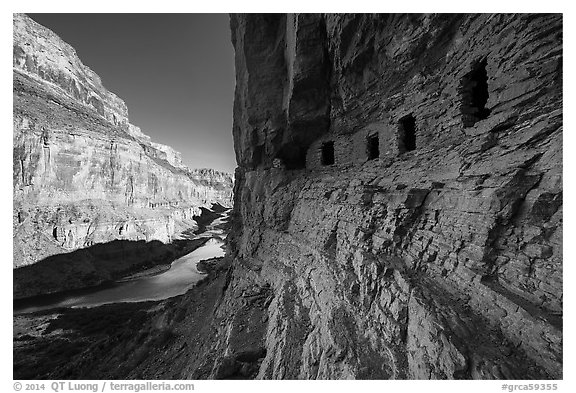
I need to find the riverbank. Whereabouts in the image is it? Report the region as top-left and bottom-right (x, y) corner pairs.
(13, 233), (211, 302)
(13, 254), (232, 379)
(14, 207), (228, 313)
(14, 206), (232, 379)
(13, 237), (223, 314)
(14, 205), (225, 300)
(116, 237), (210, 282)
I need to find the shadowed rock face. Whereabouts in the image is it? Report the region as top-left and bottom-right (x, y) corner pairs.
(210, 14), (561, 379)
(13, 14), (234, 268)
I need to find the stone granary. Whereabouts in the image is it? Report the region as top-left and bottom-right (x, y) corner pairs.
(215, 13), (563, 379)
(12, 13), (563, 380)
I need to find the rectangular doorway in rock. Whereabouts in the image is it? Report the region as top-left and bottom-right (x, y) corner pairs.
(367, 134), (379, 160)
(321, 141), (335, 166)
(460, 57), (490, 127)
(398, 114), (416, 153)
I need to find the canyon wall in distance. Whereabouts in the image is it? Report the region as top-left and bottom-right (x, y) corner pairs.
(13, 14), (233, 295)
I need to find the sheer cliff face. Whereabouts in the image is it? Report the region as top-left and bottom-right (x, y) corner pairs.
(217, 14), (562, 379)
(13, 14), (129, 126)
(13, 14), (233, 268)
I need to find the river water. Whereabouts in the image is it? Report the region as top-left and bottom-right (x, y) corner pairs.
(14, 212), (228, 314)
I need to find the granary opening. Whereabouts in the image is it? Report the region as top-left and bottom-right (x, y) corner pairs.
(367, 134), (379, 160)
(398, 114), (416, 153)
(277, 143), (306, 170)
(460, 58), (490, 127)
(321, 141), (335, 166)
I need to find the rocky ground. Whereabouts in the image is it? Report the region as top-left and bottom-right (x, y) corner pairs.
(13, 255), (233, 380)
(211, 14), (562, 379)
(13, 210), (232, 380)
(13, 13), (562, 381)
(13, 251), (268, 380)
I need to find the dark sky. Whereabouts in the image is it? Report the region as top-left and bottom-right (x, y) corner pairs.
(28, 14), (237, 174)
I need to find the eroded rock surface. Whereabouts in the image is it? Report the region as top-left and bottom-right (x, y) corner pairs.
(13, 14), (233, 271)
(12, 13), (562, 381)
(206, 14), (562, 379)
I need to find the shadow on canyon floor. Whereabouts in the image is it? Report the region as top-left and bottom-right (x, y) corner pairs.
(14, 204), (230, 301)
(13, 256), (234, 380)
(193, 202), (228, 234)
(14, 236), (210, 301)
(14, 205), (237, 379)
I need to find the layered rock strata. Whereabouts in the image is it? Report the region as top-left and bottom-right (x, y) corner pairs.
(13, 14), (233, 270)
(208, 14), (562, 379)
(12, 13), (562, 381)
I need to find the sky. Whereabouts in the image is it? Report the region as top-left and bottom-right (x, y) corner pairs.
(28, 14), (237, 174)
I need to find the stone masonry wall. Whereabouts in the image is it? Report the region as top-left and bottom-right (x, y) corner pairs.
(205, 13), (563, 380)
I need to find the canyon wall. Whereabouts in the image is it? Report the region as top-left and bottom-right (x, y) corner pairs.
(204, 14), (562, 379)
(13, 14), (233, 270)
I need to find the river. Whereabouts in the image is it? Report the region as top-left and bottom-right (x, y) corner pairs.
(13, 211), (228, 314)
